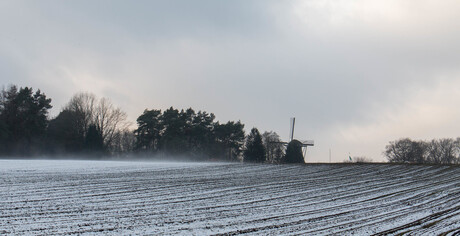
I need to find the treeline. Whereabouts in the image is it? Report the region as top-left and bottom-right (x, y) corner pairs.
(134, 107), (245, 160)
(0, 85), (298, 162)
(385, 138), (460, 164)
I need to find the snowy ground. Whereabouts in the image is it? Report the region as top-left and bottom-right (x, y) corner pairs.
(1, 160), (459, 235)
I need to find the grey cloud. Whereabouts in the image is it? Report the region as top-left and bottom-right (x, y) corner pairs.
(1, 1), (460, 162)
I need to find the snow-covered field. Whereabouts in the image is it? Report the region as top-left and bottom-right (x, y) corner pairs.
(1, 160), (459, 235)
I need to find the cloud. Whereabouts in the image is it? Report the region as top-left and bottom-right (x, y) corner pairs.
(1, 1), (460, 162)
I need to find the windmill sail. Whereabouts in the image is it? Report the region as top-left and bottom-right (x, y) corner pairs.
(289, 117), (295, 142)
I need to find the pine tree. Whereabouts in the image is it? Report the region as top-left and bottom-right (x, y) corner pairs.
(0, 85), (52, 155)
(85, 124), (104, 154)
(243, 128), (266, 162)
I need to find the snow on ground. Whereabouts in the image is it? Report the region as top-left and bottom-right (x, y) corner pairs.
(0, 160), (459, 235)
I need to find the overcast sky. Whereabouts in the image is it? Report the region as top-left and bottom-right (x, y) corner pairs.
(1, 0), (460, 162)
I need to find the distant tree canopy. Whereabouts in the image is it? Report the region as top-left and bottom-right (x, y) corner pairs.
(284, 139), (305, 163)
(0, 85), (52, 155)
(243, 128), (266, 162)
(385, 138), (460, 164)
(134, 107), (245, 160)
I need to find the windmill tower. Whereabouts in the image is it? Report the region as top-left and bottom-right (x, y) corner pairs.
(288, 117), (314, 159)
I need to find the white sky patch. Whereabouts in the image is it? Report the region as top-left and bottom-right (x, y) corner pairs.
(293, 0), (405, 29)
(292, 0), (460, 32)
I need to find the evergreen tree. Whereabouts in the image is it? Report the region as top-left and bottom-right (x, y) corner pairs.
(189, 110), (215, 158)
(214, 121), (245, 161)
(160, 107), (188, 155)
(0, 119), (8, 154)
(47, 110), (84, 154)
(243, 127), (266, 162)
(134, 109), (163, 152)
(85, 124), (104, 154)
(0, 85), (52, 155)
(133, 106), (246, 161)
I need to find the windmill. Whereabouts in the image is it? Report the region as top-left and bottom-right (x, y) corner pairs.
(288, 117), (314, 159)
(270, 117), (314, 162)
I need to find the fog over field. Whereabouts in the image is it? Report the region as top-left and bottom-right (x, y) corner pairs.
(1, 160), (460, 234)
(2, 1), (460, 161)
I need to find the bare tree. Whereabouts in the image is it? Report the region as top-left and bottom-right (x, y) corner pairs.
(94, 97), (129, 147)
(262, 131), (285, 163)
(426, 139), (457, 164)
(427, 139), (442, 164)
(385, 138), (426, 163)
(385, 138), (413, 163)
(455, 138), (460, 164)
(64, 92), (97, 138)
(111, 129), (136, 156)
(385, 138), (459, 164)
(438, 138), (456, 164)
(63, 92), (128, 151)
